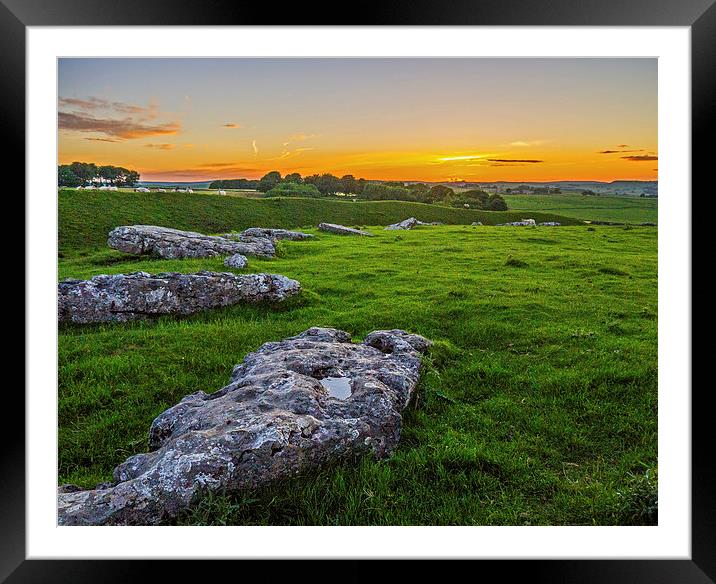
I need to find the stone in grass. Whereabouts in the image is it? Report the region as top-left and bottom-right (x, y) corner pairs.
(224, 253), (248, 269)
(107, 225), (275, 259)
(471, 222), (483, 226)
(216, 234), (276, 258)
(318, 223), (373, 236)
(496, 219), (537, 227)
(58, 271), (300, 324)
(241, 228), (314, 241)
(384, 217), (418, 230)
(538, 222), (561, 226)
(57, 327), (431, 525)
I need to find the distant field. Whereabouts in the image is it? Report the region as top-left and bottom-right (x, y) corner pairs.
(58, 223), (658, 525)
(501, 193), (658, 224)
(58, 189), (580, 251)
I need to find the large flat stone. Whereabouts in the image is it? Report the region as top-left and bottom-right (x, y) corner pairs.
(241, 228), (315, 241)
(58, 271), (301, 324)
(218, 233), (277, 257)
(318, 223), (373, 236)
(57, 327), (431, 525)
(384, 217), (419, 231)
(107, 225), (275, 259)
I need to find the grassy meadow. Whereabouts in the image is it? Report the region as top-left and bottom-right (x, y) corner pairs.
(58, 190), (658, 525)
(501, 192), (658, 224)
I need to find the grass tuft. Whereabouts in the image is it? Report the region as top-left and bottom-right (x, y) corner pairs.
(505, 256), (529, 268)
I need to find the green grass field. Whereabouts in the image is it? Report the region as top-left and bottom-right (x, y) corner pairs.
(501, 192), (658, 224)
(58, 190), (658, 525)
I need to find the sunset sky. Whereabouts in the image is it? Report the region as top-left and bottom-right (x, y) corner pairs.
(58, 58), (657, 183)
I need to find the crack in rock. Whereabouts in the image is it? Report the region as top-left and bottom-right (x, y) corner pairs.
(57, 327), (431, 525)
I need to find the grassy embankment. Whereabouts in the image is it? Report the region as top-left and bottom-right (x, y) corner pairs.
(502, 193), (658, 224)
(57, 190), (657, 525)
(58, 189), (583, 252)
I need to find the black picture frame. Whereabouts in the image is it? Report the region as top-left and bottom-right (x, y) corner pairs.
(9, 0), (709, 581)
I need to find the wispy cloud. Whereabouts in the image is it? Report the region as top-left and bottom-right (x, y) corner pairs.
(144, 166), (262, 179)
(277, 147), (314, 160)
(58, 96), (180, 140)
(598, 149), (644, 154)
(252, 140), (258, 155)
(487, 158), (543, 163)
(288, 133), (317, 142)
(196, 162), (241, 168)
(59, 111), (180, 139)
(622, 154), (658, 161)
(144, 143), (175, 150)
(223, 123), (241, 128)
(436, 154), (489, 162)
(489, 163), (532, 167)
(277, 133), (318, 159)
(507, 140), (548, 147)
(83, 137), (121, 143)
(59, 96), (160, 119)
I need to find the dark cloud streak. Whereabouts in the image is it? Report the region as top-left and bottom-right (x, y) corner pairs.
(59, 111), (180, 139)
(59, 96), (159, 117)
(598, 149), (644, 154)
(486, 158), (543, 163)
(83, 137), (121, 143)
(622, 155), (658, 161)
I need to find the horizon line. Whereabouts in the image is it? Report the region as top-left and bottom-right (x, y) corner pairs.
(137, 176), (659, 184)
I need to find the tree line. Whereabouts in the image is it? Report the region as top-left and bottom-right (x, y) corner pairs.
(58, 162), (140, 187)
(211, 171), (508, 210)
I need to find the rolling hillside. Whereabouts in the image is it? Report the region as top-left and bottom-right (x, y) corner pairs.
(58, 189), (580, 251)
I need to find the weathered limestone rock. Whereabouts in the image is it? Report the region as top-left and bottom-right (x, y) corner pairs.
(471, 222), (483, 226)
(384, 217), (418, 231)
(538, 222), (561, 226)
(241, 228), (314, 241)
(318, 223), (373, 237)
(57, 327), (431, 525)
(216, 234), (276, 258)
(58, 271), (301, 324)
(107, 225), (275, 259)
(223, 254), (248, 269)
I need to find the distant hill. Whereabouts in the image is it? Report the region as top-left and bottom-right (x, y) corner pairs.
(405, 180), (658, 197)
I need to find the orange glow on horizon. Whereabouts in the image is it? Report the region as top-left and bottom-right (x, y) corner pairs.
(57, 145), (658, 183)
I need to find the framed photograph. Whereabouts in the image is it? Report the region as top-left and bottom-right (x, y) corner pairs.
(13, 0), (709, 580)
